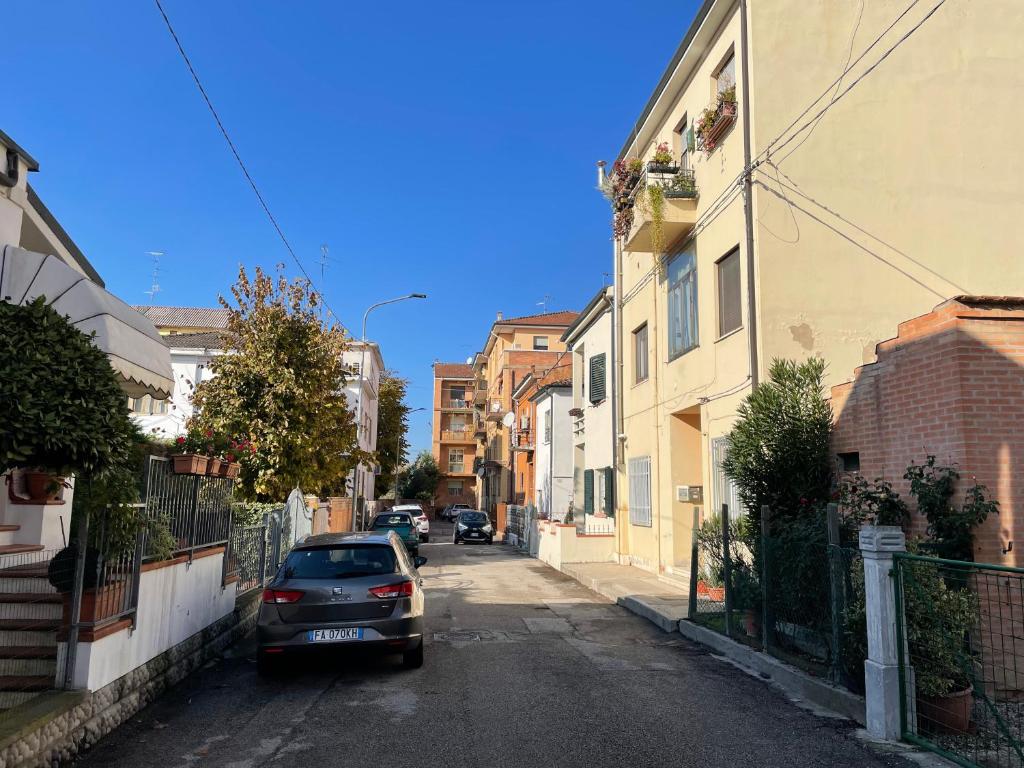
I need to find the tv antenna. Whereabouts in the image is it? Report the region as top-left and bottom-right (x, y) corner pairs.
(144, 251), (165, 301)
(320, 244), (329, 281)
(537, 294), (551, 312)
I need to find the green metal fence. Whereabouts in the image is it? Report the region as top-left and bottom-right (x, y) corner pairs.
(894, 553), (1024, 767)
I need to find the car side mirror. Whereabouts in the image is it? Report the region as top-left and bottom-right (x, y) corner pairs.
(414, 556), (428, 568)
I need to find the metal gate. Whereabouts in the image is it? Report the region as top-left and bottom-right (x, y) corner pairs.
(894, 552), (1024, 767)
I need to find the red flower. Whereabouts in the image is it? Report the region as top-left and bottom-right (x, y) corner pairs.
(205, 429), (214, 438)
(226, 453), (236, 463)
(176, 436), (185, 445)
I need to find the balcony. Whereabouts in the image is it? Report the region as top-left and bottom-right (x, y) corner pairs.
(511, 428), (534, 452)
(473, 419), (487, 438)
(440, 429), (476, 444)
(473, 385), (487, 405)
(442, 399), (472, 411)
(484, 401), (506, 422)
(623, 166), (698, 253)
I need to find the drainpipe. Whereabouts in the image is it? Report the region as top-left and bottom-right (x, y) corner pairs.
(613, 234), (625, 559)
(739, 0), (759, 389)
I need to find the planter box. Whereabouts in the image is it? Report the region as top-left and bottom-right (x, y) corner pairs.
(700, 100), (737, 151)
(172, 454), (209, 475)
(647, 162), (679, 174)
(917, 687), (972, 734)
(61, 580), (128, 626)
(23, 471), (66, 503)
(206, 458), (223, 476)
(218, 462), (241, 479)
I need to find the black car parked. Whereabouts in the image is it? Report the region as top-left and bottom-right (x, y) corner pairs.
(452, 510), (494, 545)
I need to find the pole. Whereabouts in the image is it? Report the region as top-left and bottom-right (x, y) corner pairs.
(688, 506), (701, 620)
(64, 499), (90, 689)
(739, 0), (759, 390)
(722, 504), (732, 638)
(760, 504), (771, 652)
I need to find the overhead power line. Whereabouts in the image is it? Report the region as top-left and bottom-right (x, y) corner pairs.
(153, 0), (343, 327)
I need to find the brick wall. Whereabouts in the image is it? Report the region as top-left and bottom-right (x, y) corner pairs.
(831, 297), (1024, 566)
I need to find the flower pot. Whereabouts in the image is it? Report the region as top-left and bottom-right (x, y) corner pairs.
(708, 586), (725, 602)
(647, 162), (679, 174)
(743, 608), (760, 638)
(23, 471), (65, 503)
(172, 453), (209, 475)
(219, 462), (241, 479)
(917, 687), (973, 735)
(696, 580), (711, 597)
(61, 580), (128, 626)
(206, 457), (223, 476)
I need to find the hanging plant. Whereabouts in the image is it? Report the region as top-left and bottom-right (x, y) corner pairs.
(634, 184), (666, 265)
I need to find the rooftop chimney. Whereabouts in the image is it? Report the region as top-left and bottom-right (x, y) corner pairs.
(496, 311), (503, 321)
(597, 160), (607, 187)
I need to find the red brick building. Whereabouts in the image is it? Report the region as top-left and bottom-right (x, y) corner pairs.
(831, 296), (1023, 567)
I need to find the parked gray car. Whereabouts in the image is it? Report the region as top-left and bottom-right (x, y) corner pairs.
(256, 531), (427, 675)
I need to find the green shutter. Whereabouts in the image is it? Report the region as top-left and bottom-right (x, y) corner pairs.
(685, 126), (695, 152)
(589, 353), (607, 404)
(584, 469), (595, 515)
(603, 467), (615, 517)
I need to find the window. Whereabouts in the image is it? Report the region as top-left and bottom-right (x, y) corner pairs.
(716, 52), (736, 97)
(533, 336), (549, 351)
(127, 395), (169, 415)
(628, 456), (652, 527)
(448, 448), (465, 474)
(838, 451), (861, 473)
(676, 114), (693, 167)
(633, 324), (649, 383)
(589, 353), (607, 404)
(449, 386), (466, 406)
(711, 437), (743, 520)
(543, 411), (552, 444)
(667, 249), (698, 358)
(717, 248), (742, 337)
(448, 480), (464, 495)
(596, 470), (606, 515)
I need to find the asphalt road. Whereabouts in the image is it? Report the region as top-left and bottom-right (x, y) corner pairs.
(74, 522), (912, 768)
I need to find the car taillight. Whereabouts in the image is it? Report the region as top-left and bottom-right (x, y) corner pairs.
(368, 581), (414, 599)
(262, 588), (304, 604)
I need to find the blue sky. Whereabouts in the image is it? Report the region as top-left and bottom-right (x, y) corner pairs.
(8, 0), (696, 455)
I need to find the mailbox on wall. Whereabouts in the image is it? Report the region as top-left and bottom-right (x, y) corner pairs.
(675, 485), (704, 503)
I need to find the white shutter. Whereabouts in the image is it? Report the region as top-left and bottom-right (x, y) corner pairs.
(628, 456), (652, 527)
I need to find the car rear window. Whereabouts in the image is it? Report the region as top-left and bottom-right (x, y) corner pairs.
(459, 511), (487, 523)
(373, 514), (412, 527)
(282, 545), (399, 579)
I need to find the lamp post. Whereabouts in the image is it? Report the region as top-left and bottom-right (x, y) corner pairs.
(393, 407), (426, 500)
(350, 293), (427, 530)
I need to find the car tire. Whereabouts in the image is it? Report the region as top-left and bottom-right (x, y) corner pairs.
(486, 538), (493, 545)
(421, 534), (429, 543)
(453, 537), (460, 545)
(402, 640), (424, 670)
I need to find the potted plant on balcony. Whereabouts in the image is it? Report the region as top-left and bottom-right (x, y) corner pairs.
(647, 142), (679, 174)
(171, 428), (212, 475)
(218, 437), (253, 479)
(1, 297), (137, 506)
(697, 86), (738, 153)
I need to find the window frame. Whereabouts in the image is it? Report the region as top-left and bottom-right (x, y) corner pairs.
(633, 323), (649, 384)
(716, 247), (742, 338)
(448, 448), (465, 473)
(667, 249), (699, 360)
(715, 50), (736, 97)
(628, 456), (652, 527)
(532, 335), (549, 351)
(588, 353), (607, 404)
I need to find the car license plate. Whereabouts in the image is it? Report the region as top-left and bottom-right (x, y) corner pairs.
(469, 532), (481, 537)
(307, 628), (363, 643)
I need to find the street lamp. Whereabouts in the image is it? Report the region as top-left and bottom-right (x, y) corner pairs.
(350, 293), (428, 530)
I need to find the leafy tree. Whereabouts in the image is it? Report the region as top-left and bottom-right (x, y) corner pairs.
(191, 266), (366, 502)
(375, 371), (411, 496)
(395, 450), (441, 502)
(722, 357), (833, 524)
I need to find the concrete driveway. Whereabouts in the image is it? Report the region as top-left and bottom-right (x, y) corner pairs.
(74, 523), (911, 767)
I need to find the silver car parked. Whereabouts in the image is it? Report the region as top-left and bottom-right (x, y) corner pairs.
(256, 531), (427, 675)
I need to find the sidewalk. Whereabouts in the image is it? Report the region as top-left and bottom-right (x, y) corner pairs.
(558, 561), (689, 633)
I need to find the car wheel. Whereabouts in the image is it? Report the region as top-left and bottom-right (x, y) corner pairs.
(402, 640), (424, 670)
(453, 537), (460, 545)
(486, 538), (493, 545)
(421, 534), (429, 543)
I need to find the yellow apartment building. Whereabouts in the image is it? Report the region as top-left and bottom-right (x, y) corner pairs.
(611, 0), (1024, 581)
(472, 311), (578, 514)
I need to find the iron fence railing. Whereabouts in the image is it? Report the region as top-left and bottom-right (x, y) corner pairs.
(688, 503), (862, 690)
(894, 554), (1024, 767)
(144, 456), (233, 559)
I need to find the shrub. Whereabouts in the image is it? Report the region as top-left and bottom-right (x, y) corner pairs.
(722, 358), (833, 525)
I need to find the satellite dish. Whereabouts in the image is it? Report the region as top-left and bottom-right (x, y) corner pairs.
(465, 356), (473, 365)
(502, 411), (516, 428)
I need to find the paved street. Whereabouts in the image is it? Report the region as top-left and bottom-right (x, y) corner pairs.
(75, 524), (910, 768)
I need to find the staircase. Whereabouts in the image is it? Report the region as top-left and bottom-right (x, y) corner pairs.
(0, 525), (61, 710)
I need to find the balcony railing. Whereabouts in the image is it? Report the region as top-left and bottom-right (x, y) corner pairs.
(696, 98), (737, 152)
(448, 463), (466, 474)
(623, 163), (699, 252)
(441, 429), (476, 442)
(443, 399), (472, 410)
(511, 429), (534, 451)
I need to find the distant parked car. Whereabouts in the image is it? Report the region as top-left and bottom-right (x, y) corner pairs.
(453, 510), (493, 545)
(391, 503), (429, 542)
(443, 503), (472, 522)
(369, 511), (421, 556)
(256, 531), (427, 675)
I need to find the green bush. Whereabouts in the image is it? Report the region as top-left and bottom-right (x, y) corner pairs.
(0, 297), (135, 477)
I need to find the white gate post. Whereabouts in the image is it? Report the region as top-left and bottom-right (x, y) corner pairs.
(859, 525), (907, 740)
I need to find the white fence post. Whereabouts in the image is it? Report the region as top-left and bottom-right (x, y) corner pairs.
(859, 525), (907, 741)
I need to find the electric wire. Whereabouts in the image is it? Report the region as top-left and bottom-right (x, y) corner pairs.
(153, 0), (344, 328)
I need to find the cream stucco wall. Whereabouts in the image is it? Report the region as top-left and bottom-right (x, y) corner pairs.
(748, 0), (1024, 387)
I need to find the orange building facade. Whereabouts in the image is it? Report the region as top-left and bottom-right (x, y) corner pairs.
(431, 363), (479, 510)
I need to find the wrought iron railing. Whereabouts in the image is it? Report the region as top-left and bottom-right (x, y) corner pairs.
(144, 456), (233, 559)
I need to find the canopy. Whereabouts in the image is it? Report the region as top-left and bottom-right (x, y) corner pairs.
(0, 245), (174, 398)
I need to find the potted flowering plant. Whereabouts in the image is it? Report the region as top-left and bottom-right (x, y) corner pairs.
(647, 142), (678, 174)
(171, 428), (213, 475)
(696, 85), (738, 153)
(218, 437), (254, 479)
